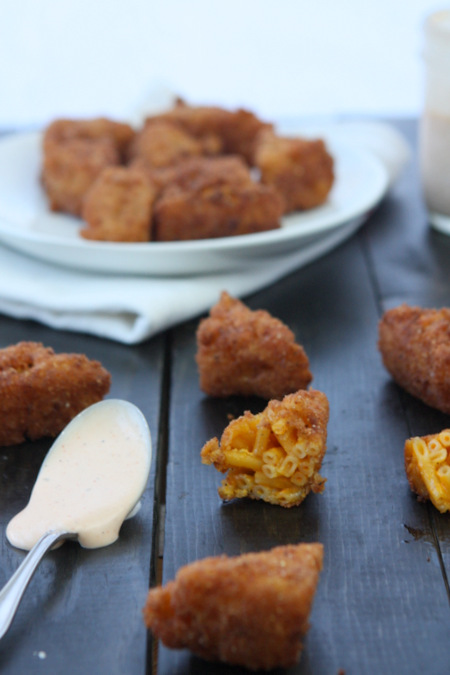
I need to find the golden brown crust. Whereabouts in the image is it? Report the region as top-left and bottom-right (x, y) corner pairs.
(81, 166), (156, 242)
(143, 543), (323, 671)
(0, 341), (111, 446)
(378, 304), (450, 414)
(254, 131), (334, 212)
(196, 291), (312, 399)
(201, 389), (329, 507)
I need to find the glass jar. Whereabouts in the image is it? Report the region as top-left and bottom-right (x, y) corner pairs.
(419, 10), (450, 225)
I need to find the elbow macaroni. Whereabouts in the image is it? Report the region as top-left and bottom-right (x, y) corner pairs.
(201, 389), (329, 508)
(404, 430), (450, 512)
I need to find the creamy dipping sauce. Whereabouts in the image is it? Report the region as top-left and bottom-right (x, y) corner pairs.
(420, 110), (450, 216)
(6, 399), (152, 551)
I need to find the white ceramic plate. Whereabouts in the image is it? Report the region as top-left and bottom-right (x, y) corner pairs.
(0, 132), (388, 276)
(428, 211), (450, 236)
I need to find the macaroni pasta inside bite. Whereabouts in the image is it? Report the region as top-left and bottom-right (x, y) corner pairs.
(201, 389), (329, 507)
(404, 430), (450, 513)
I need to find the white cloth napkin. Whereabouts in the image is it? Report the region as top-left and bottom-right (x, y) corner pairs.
(0, 120), (410, 344)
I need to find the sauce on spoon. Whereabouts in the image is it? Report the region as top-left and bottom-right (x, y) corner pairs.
(6, 399), (152, 551)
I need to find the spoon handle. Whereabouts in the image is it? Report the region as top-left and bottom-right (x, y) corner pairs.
(0, 531), (75, 640)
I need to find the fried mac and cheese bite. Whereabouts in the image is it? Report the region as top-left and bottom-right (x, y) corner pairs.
(153, 177), (283, 241)
(43, 117), (135, 160)
(127, 120), (206, 169)
(143, 543), (323, 671)
(41, 137), (120, 216)
(201, 389), (329, 507)
(40, 104), (335, 243)
(0, 342), (111, 446)
(148, 100), (273, 163)
(131, 155), (255, 200)
(196, 292), (312, 399)
(378, 304), (450, 414)
(254, 131), (334, 212)
(404, 430), (450, 513)
(158, 154), (254, 190)
(81, 166), (156, 242)
(41, 117), (135, 215)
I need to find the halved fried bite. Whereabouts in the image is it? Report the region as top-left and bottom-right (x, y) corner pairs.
(201, 389), (329, 507)
(254, 131), (334, 212)
(41, 137), (119, 216)
(196, 291), (312, 399)
(378, 304), (450, 414)
(404, 430), (450, 513)
(0, 341), (111, 446)
(143, 543), (323, 671)
(81, 166), (156, 242)
(153, 177), (282, 241)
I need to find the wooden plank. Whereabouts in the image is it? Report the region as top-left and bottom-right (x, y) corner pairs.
(158, 121), (450, 674)
(363, 120), (450, 582)
(0, 316), (164, 674)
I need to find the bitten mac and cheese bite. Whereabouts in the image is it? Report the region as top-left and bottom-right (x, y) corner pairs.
(201, 389), (329, 507)
(405, 430), (450, 513)
(143, 543), (323, 671)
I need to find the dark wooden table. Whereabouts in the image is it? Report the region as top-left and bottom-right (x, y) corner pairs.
(0, 120), (449, 674)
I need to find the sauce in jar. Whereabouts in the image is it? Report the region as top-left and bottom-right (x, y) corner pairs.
(420, 10), (450, 221)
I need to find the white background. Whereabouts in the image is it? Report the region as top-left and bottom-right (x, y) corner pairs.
(0, 0), (445, 129)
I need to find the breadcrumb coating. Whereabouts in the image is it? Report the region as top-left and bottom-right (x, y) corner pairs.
(201, 389), (329, 507)
(0, 342), (111, 446)
(196, 292), (312, 399)
(143, 543), (323, 671)
(378, 304), (450, 414)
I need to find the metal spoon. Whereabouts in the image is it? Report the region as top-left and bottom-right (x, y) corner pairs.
(0, 531), (76, 639)
(0, 399), (152, 640)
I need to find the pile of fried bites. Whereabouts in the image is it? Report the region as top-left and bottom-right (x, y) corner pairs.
(40, 99), (334, 242)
